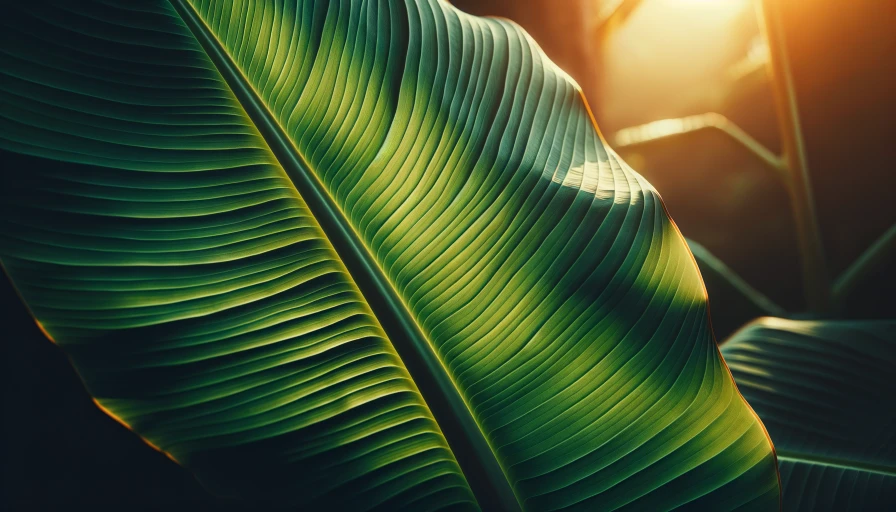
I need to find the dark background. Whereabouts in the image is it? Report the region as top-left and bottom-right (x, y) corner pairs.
(3, 0), (894, 509)
(1, 278), (235, 509)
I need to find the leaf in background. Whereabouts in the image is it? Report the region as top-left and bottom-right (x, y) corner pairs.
(722, 317), (896, 511)
(0, 0), (778, 510)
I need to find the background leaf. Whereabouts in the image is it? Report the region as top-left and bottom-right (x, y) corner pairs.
(722, 317), (896, 511)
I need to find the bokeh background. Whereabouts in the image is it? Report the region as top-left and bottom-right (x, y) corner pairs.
(3, 0), (894, 508)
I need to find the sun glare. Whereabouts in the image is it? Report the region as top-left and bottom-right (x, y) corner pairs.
(668, 0), (732, 4)
(600, 0), (758, 141)
(659, 0), (749, 17)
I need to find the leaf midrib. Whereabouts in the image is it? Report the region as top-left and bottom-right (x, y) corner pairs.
(167, 1), (520, 510)
(777, 452), (896, 477)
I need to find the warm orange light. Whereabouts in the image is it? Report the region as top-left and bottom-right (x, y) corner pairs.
(600, 0), (757, 130)
(92, 398), (180, 465)
(34, 320), (56, 344)
(665, 0), (739, 5)
(656, 0), (750, 18)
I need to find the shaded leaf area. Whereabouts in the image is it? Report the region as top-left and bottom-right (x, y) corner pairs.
(722, 318), (896, 511)
(1, 0), (778, 510)
(0, 2), (474, 510)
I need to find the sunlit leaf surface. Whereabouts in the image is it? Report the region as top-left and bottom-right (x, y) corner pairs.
(0, 1), (778, 509)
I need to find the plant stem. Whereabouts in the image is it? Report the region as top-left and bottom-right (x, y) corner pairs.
(832, 223), (896, 311)
(687, 239), (787, 318)
(613, 113), (787, 177)
(757, 0), (831, 314)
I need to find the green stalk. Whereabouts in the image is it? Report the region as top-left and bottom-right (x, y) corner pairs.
(757, 0), (831, 314)
(833, 223), (896, 311)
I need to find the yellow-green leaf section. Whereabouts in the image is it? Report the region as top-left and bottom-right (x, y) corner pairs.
(0, 0), (780, 510)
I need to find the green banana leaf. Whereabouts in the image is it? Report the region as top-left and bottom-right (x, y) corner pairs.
(722, 318), (895, 511)
(0, 1), (779, 510)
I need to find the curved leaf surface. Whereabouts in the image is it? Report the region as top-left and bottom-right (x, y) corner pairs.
(0, 0), (778, 510)
(722, 318), (896, 511)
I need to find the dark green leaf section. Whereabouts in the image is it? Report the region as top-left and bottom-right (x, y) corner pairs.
(722, 318), (896, 511)
(188, 0), (779, 510)
(0, 2), (476, 510)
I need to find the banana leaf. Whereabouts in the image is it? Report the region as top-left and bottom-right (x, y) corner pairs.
(0, 1), (778, 509)
(722, 318), (895, 511)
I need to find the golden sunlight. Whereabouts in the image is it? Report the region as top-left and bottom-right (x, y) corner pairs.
(664, 0), (742, 5)
(599, 0), (758, 129)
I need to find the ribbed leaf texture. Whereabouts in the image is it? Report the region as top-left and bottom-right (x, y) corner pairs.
(0, 1), (778, 510)
(722, 318), (896, 511)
